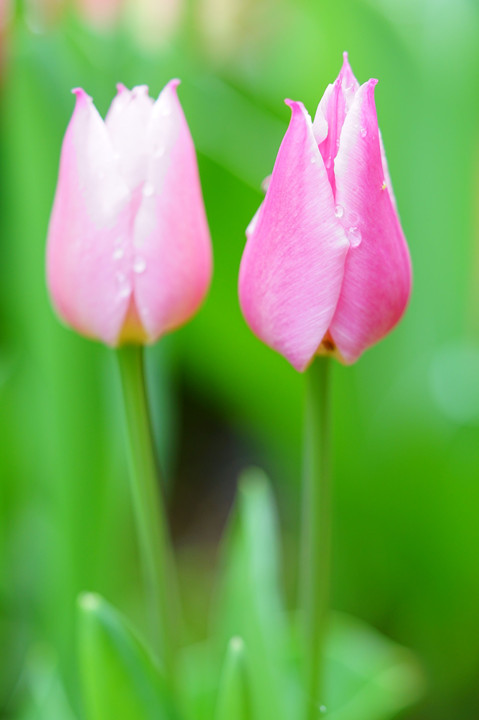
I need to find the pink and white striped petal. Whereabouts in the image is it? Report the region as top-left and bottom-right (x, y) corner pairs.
(239, 100), (349, 372)
(46, 89), (134, 345)
(131, 80), (212, 342)
(105, 84), (155, 191)
(314, 52), (360, 191)
(330, 80), (412, 363)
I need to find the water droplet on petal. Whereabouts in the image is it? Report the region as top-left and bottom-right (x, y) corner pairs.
(360, 127), (367, 138)
(261, 174), (272, 193)
(113, 247), (124, 260)
(348, 226), (362, 248)
(143, 182), (155, 197)
(334, 204), (344, 218)
(116, 272), (131, 298)
(325, 156), (332, 169)
(310, 156), (317, 164)
(118, 283), (131, 299)
(133, 257), (146, 274)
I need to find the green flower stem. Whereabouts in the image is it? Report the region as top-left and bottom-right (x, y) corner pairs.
(116, 345), (175, 680)
(300, 357), (332, 718)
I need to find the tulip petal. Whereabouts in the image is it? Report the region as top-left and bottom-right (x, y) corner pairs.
(314, 52), (360, 191)
(239, 101), (349, 372)
(105, 84), (155, 190)
(130, 80), (212, 341)
(47, 89), (135, 344)
(330, 80), (412, 363)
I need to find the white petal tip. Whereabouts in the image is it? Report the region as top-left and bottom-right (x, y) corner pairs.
(132, 84), (150, 97)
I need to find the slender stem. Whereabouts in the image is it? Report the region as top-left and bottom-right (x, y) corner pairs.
(300, 357), (332, 718)
(116, 345), (175, 678)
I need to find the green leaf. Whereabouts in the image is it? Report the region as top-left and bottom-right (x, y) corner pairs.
(15, 647), (78, 720)
(323, 613), (423, 720)
(288, 612), (423, 720)
(77, 593), (180, 720)
(212, 469), (289, 720)
(215, 637), (252, 720)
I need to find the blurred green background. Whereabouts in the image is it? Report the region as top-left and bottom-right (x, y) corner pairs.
(1, 0), (479, 718)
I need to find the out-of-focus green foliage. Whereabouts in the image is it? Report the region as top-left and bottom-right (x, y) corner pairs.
(179, 471), (421, 720)
(214, 636), (252, 720)
(77, 593), (179, 720)
(1, 0), (479, 719)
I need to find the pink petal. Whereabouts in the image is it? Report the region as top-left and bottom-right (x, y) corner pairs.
(330, 80), (412, 363)
(46, 89), (135, 345)
(130, 80), (212, 341)
(314, 52), (360, 191)
(105, 84), (155, 191)
(239, 100), (349, 372)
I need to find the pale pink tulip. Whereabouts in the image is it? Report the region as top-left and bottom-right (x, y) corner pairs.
(239, 54), (411, 371)
(47, 81), (212, 346)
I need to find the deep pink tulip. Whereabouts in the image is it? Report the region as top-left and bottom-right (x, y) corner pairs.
(47, 81), (212, 346)
(239, 54), (411, 371)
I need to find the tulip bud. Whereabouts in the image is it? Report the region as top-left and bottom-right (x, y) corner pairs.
(239, 54), (411, 371)
(46, 81), (212, 346)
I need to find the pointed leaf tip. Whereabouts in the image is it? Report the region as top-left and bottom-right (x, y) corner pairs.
(78, 592), (101, 613)
(78, 593), (179, 720)
(229, 636), (245, 654)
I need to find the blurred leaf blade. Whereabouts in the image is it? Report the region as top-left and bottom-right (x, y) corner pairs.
(77, 593), (180, 720)
(215, 636), (253, 720)
(324, 613), (423, 720)
(213, 468), (289, 720)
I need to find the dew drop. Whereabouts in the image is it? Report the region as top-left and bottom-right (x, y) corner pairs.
(325, 156), (332, 169)
(319, 706), (327, 714)
(310, 156), (317, 164)
(261, 174), (272, 193)
(116, 272), (132, 298)
(118, 283), (131, 299)
(133, 256), (147, 274)
(113, 247), (124, 260)
(334, 204), (344, 219)
(348, 226), (362, 247)
(360, 127), (367, 138)
(143, 182), (155, 197)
